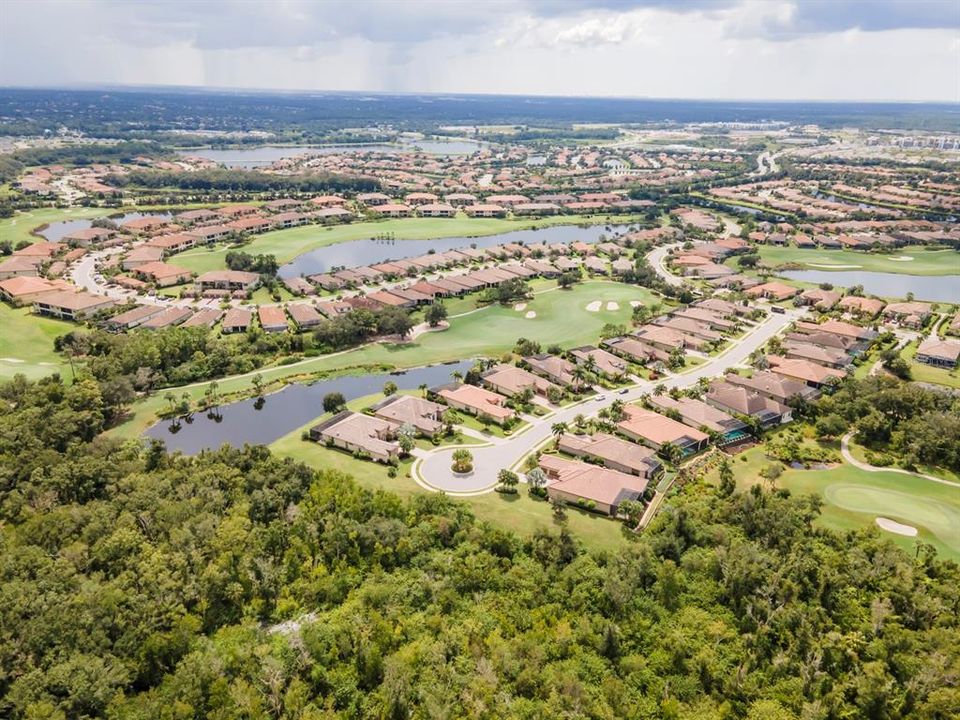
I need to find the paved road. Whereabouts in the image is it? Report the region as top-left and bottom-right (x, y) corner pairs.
(645, 242), (687, 287)
(417, 306), (805, 493)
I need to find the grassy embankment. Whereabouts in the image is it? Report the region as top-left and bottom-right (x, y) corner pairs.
(0, 304), (75, 380)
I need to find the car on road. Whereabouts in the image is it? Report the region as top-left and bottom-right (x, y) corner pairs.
(595, 395), (606, 402)
(618, 388), (629, 395)
(771, 306), (785, 314)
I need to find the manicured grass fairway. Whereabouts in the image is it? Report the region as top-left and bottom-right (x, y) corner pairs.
(269, 419), (630, 554)
(782, 468), (960, 561)
(714, 442), (960, 561)
(173, 213), (642, 272)
(754, 245), (960, 276)
(0, 304), (74, 380)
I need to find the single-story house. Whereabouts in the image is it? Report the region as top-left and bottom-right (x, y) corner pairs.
(102, 304), (166, 331)
(435, 383), (515, 425)
(309, 411), (400, 463)
(647, 395), (749, 445)
(617, 405), (709, 455)
(371, 394), (446, 436)
(287, 303), (323, 330)
(558, 432), (661, 478)
(221, 308), (253, 334)
(481, 364), (558, 399)
(915, 337), (960, 368)
(258, 306), (288, 333)
(539, 454), (649, 517)
(705, 380), (791, 428)
(195, 270), (260, 292)
(569, 345), (630, 379)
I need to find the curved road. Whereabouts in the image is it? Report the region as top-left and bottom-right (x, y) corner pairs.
(418, 306), (804, 494)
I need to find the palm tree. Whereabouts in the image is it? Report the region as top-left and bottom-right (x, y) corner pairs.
(452, 370), (463, 383)
(610, 399), (625, 422)
(654, 383), (667, 396)
(574, 413), (587, 430)
(572, 364), (589, 391)
(583, 354), (599, 377)
(551, 421), (568, 444)
(419, 383), (428, 397)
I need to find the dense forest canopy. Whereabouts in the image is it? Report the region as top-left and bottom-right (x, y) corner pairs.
(1, 372), (958, 719)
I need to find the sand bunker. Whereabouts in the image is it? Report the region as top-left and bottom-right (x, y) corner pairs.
(0, 358), (24, 363)
(585, 301), (602, 312)
(875, 517), (918, 537)
(525, 311), (537, 319)
(606, 301), (620, 311)
(629, 300), (643, 308)
(806, 263), (862, 269)
(513, 302), (527, 311)
(889, 256), (914, 262)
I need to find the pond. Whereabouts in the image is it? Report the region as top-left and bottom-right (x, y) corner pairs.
(179, 138), (486, 168)
(145, 360), (473, 454)
(38, 211), (172, 241)
(778, 270), (960, 303)
(279, 223), (634, 278)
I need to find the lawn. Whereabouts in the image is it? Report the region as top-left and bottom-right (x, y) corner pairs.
(0, 304), (75, 380)
(901, 341), (960, 389)
(0, 206), (113, 246)
(269, 417), (630, 554)
(172, 213), (642, 272)
(753, 245), (959, 276)
(709, 441), (960, 561)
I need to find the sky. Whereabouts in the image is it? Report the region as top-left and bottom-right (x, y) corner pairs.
(1, 0), (958, 102)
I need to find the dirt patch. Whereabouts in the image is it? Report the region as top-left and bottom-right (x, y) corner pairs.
(875, 517), (918, 537)
(629, 300), (643, 308)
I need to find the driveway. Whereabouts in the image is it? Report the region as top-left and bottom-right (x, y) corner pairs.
(417, 306), (804, 494)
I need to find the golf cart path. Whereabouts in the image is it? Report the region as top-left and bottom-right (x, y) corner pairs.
(840, 433), (960, 489)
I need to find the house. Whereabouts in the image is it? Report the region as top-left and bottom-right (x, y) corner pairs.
(724, 371), (818, 404)
(766, 356), (846, 388)
(435, 383), (515, 425)
(583, 256), (608, 275)
(373, 203), (412, 218)
(558, 432), (661, 478)
(602, 336), (669, 366)
(121, 246), (165, 270)
(524, 354), (583, 389)
(146, 232), (200, 254)
(635, 325), (704, 352)
(228, 216), (273, 234)
(32, 290), (116, 321)
(141, 306), (194, 329)
(611, 258), (634, 275)
(746, 282), (799, 302)
(181, 308), (223, 328)
(445, 193), (477, 206)
(485, 194), (529, 207)
(815, 319), (877, 341)
(0, 256), (42, 279)
(883, 302), (934, 327)
(309, 411), (400, 463)
(570, 345), (629, 379)
(799, 288), (841, 310)
(782, 340), (851, 368)
(463, 204), (507, 218)
(512, 202), (560, 216)
(177, 208), (221, 225)
(404, 192), (439, 206)
(481, 364), (558, 399)
(102, 304), (165, 331)
(838, 296), (885, 317)
(367, 290), (413, 308)
(357, 192), (392, 206)
(258, 306), (288, 333)
(371, 394), (446, 436)
(705, 380), (791, 428)
(283, 277), (315, 296)
(310, 195), (346, 208)
(184, 224), (233, 243)
(121, 216), (171, 235)
(13, 241), (64, 259)
(195, 270), (260, 292)
(418, 203), (456, 218)
(915, 337), (960, 368)
(647, 395), (749, 446)
(287, 303), (323, 330)
(538, 454), (649, 517)
(652, 316), (723, 343)
(134, 261), (193, 287)
(672, 307), (737, 332)
(617, 405), (709, 455)
(62, 227), (116, 247)
(221, 308), (253, 334)
(0, 276), (71, 306)
(271, 211), (310, 229)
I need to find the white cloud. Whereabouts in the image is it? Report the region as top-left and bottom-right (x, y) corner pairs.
(0, 0), (957, 101)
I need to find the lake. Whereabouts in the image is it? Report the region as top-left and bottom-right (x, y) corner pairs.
(779, 270), (960, 303)
(179, 138), (486, 168)
(279, 223), (633, 278)
(145, 360), (473, 454)
(39, 211), (172, 241)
